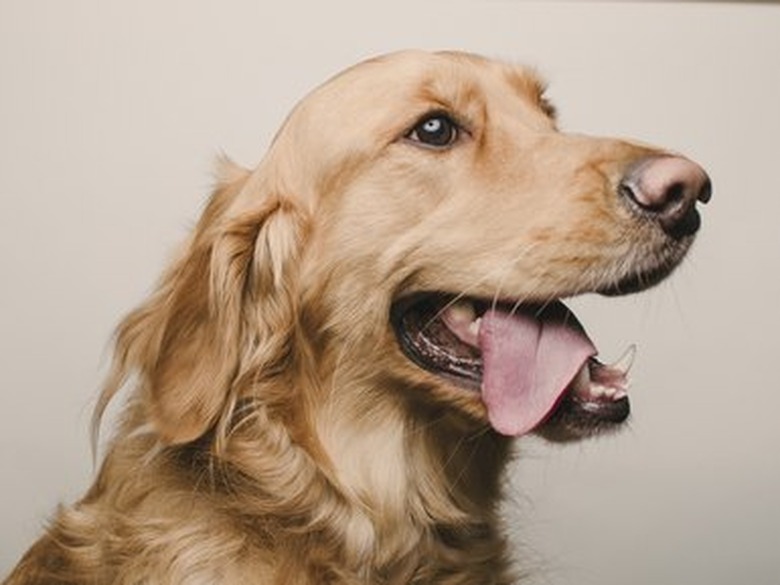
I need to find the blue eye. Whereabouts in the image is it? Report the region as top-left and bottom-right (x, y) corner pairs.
(406, 114), (459, 148)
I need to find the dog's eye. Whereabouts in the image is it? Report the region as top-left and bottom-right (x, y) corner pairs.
(406, 114), (459, 148)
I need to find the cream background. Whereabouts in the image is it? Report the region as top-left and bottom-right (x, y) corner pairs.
(1, 1), (778, 583)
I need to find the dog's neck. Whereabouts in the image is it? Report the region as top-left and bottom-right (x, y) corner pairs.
(307, 369), (513, 571)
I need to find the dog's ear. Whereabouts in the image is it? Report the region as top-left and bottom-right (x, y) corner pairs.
(97, 158), (309, 445)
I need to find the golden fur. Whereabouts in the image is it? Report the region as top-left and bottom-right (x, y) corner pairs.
(5, 51), (703, 584)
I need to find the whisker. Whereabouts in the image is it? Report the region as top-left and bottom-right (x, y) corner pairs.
(418, 241), (544, 334)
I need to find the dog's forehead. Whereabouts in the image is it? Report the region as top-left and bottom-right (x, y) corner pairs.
(296, 50), (549, 135)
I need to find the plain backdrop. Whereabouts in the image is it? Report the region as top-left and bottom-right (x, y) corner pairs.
(1, 1), (778, 583)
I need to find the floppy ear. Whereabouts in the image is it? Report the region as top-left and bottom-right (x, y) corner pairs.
(98, 158), (309, 445)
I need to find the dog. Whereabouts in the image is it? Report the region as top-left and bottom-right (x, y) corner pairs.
(4, 50), (710, 584)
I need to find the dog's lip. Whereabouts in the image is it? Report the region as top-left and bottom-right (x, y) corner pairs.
(390, 293), (633, 437)
(595, 235), (695, 297)
(597, 262), (678, 296)
(390, 293), (485, 387)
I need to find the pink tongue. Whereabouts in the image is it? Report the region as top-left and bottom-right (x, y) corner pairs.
(478, 305), (597, 436)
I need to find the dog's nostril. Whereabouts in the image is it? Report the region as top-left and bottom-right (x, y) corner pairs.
(665, 182), (685, 207)
(620, 155), (711, 238)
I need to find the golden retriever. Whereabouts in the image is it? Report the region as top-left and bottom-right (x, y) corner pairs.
(4, 50), (710, 584)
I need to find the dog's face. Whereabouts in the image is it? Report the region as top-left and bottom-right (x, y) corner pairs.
(256, 53), (709, 437)
(262, 50), (709, 442)
(121, 51), (708, 447)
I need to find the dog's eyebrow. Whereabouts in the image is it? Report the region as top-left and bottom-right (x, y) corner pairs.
(504, 68), (558, 122)
(411, 81), (485, 132)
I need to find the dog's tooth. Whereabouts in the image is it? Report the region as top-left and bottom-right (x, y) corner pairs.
(609, 344), (637, 375)
(468, 317), (482, 338)
(446, 300), (476, 325)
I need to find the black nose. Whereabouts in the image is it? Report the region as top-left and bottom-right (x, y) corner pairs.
(620, 156), (712, 238)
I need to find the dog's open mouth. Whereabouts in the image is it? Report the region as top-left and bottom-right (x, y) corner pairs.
(392, 294), (634, 438)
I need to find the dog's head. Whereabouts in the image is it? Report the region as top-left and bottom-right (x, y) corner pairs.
(101, 51), (710, 448)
